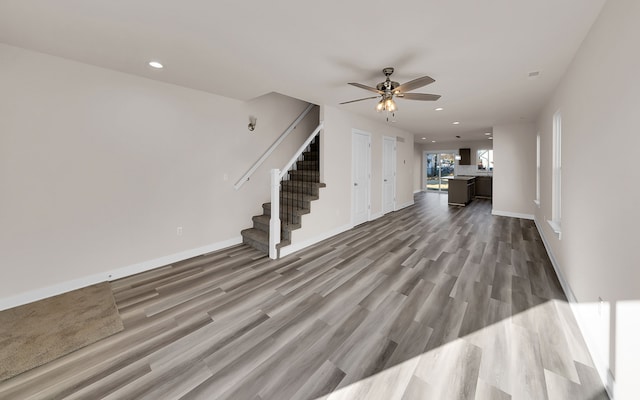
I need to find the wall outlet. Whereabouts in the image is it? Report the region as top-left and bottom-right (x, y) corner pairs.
(223, 173), (228, 181)
(177, 227), (183, 236)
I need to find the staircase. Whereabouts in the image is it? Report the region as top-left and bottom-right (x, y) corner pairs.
(241, 135), (325, 256)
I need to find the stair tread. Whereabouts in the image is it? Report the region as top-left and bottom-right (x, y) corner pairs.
(279, 192), (319, 201)
(252, 215), (301, 231)
(241, 227), (268, 243)
(263, 202), (310, 215)
(241, 228), (290, 251)
(282, 181), (326, 186)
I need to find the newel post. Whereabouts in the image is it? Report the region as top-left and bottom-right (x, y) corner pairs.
(269, 169), (281, 259)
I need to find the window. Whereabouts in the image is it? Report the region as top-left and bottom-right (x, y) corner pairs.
(548, 112), (562, 238)
(535, 133), (540, 207)
(477, 149), (494, 171)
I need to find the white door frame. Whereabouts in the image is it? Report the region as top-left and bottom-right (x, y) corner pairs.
(352, 129), (371, 226)
(382, 136), (397, 214)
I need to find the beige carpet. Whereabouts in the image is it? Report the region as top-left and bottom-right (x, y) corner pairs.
(0, 282), (124, 382)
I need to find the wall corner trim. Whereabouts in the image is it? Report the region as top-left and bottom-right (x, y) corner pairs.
(0, 236), (243, 311)
(491, 209), (534, 220)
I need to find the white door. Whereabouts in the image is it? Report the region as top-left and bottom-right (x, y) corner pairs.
(382, 136), (396, 214)
(352, 130), (371, 225)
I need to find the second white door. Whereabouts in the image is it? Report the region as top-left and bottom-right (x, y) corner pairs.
(352, 130), (371, 225)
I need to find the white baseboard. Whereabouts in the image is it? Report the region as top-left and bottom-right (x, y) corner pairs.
(280, 224), (353, 257)
(491, 209), (534, 220)
(533, 218), (575, 302)
(279, 224), (352, 258)
(0, 236), (242, 311)
(413, 189), (422, 194)
(369, 211), (384, 221)
(534, 217), (615, 399)
(396, 200), (415, 210)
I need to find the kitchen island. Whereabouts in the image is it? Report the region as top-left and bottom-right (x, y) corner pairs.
(446, 176), (476, 206)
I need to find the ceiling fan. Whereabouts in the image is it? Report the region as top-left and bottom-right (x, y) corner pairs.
(340, 67), (441, 120)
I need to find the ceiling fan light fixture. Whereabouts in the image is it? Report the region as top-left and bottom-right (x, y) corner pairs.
(376, 99), (385, 112)
(385, 98), (397, 112)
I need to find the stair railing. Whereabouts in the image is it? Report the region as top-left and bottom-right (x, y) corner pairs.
(234, 103), (315, 190)
(269, 122), (323, 259)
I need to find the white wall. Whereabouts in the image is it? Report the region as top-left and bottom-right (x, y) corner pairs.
(0, 44), (318, 308)
(492, 123), (536, 218)
(413, 145), (422, 193)
(285, 106), (415, 251)
(535, 0), (640, 397)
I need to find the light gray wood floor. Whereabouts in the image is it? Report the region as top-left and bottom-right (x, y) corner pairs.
(0, 192), (609, 400)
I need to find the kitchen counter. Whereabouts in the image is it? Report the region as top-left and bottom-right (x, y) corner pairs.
(445, 176), (476, 181)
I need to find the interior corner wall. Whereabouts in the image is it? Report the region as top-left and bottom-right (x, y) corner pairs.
(534, 0), (640, 397)
(287, 105), (415, 247)
(0, 43), (317, 308)
(492, 123), (536, 218)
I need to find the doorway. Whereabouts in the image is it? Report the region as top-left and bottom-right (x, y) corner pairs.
(425, 152), (455, 192)
(352, 130), (371, 225)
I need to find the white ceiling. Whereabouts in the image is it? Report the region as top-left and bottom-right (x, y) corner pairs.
(0, 0), (606, 143)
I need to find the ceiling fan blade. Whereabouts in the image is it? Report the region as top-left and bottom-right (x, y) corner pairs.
(340, 96), (379, 105)
(348, 82), (383, 94)
(394, 76), (435, 94)
(398, 93), (441, 101)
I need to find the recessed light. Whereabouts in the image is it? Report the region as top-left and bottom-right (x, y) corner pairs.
(435, 107), (444, 111)
(452, 121), (460, 125)
(484, 132), (492, 136)
(421, 137), (426, 140)
(148, 61), (164, 69)
(431, 140), (436, 143)
(488, 137), (493, 140)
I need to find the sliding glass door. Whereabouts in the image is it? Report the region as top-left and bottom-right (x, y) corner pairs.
(425, 152), (455, 192)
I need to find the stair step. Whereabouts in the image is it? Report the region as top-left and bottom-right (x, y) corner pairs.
(241, 228), (269, 253)
(263, 202), (309, 220)
(287, 170), (320, 182)
(279, 191), (318, 202)
(241, 228), (291, 253)
(302, 151), (319, 161)
(296, 160), (319, 170)
(252, 215), (301, 240)
(281, 181), (325, 196)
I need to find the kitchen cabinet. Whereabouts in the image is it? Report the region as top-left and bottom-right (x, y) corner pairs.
(475, 176), (492, 198)
(448, 177), (475, 206)
(459, 148), (471, 165)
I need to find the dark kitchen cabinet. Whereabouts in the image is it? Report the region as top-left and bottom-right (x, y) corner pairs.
(448, 177), (475, 206)
(475, 176), (492, 198)
(459, 148), (471, 165)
